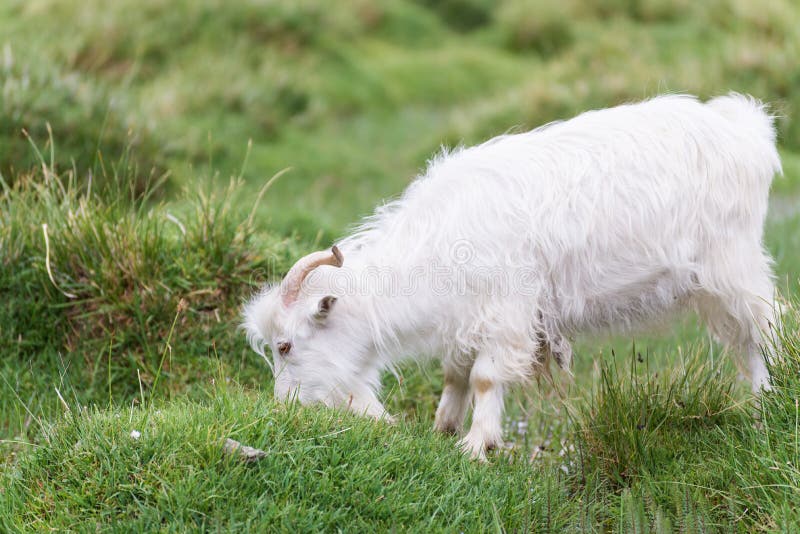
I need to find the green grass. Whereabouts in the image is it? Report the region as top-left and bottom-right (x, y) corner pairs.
(0, 161), (301, 446)
(0, 383), (561, 531)
(1, 0), (800, 530)
(2, 319), (799, 530)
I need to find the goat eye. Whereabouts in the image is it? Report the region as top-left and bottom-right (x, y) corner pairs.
(277, 341), (292, 356)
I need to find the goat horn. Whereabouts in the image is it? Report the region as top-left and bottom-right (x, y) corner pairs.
(280, 246), (343, 306)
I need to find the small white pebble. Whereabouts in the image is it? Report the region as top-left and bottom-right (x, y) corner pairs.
(130, 430), (141, 440)
(223, 438), (266, 462)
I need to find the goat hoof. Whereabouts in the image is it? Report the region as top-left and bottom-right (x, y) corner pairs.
(457, 436), (488, 462)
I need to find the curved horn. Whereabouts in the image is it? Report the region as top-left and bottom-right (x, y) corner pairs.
(280, 246), (343, 306)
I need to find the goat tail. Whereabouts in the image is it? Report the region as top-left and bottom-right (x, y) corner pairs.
(707, 93), (783, 178)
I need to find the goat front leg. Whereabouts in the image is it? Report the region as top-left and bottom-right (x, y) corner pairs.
(458, 352), (506, 461)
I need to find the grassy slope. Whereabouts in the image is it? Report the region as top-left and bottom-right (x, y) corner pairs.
(1, 385), (558, 531)
(1, 0), (800, 530)
(2, 327), (799, 531)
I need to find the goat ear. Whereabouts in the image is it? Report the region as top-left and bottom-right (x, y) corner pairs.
(313, 295), (337, 322)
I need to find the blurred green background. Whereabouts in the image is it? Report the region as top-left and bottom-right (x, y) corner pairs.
(3, 0), (799, 241)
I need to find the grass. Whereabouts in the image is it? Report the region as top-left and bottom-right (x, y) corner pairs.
(2, 308), (799, 530)
(0, 161), (300, 446)
(0, 383), (561, 531)
(1, 0), (800, 530)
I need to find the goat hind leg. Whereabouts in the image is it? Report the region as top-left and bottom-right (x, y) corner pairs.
(696, 253), (779, 393)
(434, 358), (471, 435)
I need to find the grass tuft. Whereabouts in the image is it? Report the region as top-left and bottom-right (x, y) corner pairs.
(0, 158), (298, 444)
(577, 348), (743, 487)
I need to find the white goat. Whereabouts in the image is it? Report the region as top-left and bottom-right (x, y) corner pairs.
(243, 94), (782, 460)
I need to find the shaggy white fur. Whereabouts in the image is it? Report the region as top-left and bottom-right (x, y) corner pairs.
(243, 94), (782, 460)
